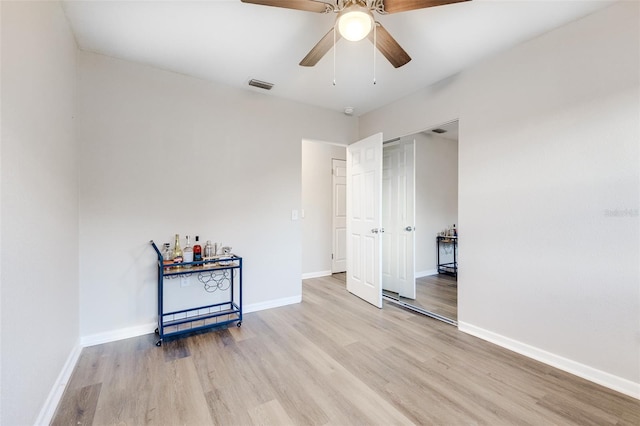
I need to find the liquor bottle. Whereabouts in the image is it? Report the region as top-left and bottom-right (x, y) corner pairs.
(162, 243), (173, 270)
(193, 236), (202, 263)
(204, 240), (214, 259)
(173, 234), (183, 268)
(183, 235), (193, 268)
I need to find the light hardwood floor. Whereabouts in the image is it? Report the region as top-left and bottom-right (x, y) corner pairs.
(397, 274), (458, 321)
(52, 274), (639, 425)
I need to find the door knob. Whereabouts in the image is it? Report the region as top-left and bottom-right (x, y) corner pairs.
(371, 228), (379, 234)
(405, 226), (414, 231)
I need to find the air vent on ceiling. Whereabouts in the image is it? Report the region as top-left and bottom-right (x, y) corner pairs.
(248, 79), (274, 90)
(432, 128), (447, 134)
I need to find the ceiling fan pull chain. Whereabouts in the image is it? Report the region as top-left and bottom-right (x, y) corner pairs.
(333, 24), (337, 86)
(373, 22), (377, 85)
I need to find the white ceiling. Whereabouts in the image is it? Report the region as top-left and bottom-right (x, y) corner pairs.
(62, 0), (615, 116)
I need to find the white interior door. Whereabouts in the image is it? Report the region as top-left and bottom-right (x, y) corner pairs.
(382, 138), (416, 299)
(332, 159), (347, 273)
(347, 133), (383, 308)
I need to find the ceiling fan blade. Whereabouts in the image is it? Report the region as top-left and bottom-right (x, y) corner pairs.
(368, 23), (411, 68)
(240, 0), (329, 13)
(382, 0), (469, 14)
(300, 28), (341, 67)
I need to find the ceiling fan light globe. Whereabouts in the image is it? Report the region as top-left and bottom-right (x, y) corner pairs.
(338, 10), (373, 42)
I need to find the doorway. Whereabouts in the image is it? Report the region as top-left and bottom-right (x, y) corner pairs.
(300, 139), (347, 279)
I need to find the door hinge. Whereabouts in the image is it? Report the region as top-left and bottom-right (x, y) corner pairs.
(331, 253), (334, 259)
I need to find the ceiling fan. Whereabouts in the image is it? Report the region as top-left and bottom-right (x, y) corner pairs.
(240, 0), (470, 68)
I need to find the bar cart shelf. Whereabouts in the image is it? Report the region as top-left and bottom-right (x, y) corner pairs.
(150, 240), (242, 346)
(437, 236), (458, 277)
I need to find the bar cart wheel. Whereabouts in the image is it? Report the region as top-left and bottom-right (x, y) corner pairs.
(155, 340), (162, 347)
(154, 328), (159, 335)
(237, 322), (242, 327)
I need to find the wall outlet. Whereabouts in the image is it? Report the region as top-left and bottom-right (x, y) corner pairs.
(180, 276), (190, 287)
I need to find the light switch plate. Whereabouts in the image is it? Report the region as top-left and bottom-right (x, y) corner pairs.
(291, 209), (299, 220)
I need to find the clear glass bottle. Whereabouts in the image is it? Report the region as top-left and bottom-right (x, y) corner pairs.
(162, 243), (173, 270)
(183, 235), (193, 268)
(193, 236), (202, 263)
(173, 234), (183, 268)
(204, 240), (214, 259)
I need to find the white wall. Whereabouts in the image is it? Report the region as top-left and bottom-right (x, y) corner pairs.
(301, 140), (347, 277)
(77, 52), (358, 339)
(360, 1), (640, 396)
(415, 133), (458, 275)
(1, 2), (79, 424)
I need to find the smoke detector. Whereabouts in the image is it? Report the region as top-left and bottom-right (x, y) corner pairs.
(344, 107), (355, 116)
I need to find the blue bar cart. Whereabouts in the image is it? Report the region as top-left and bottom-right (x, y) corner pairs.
(150, 240), (242, 346)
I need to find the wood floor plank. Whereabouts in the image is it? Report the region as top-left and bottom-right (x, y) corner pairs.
(536, 392), (621, 426)
(248, 399), (295, 426)
(162, 337), (191, 362)
(50, 383), (101, 426)
(227, 320), (256, 342)
(239, 317), (332, 425)
(86, 340), (154, 424)
(190, 330), (274, 425)
(64, 346), (109, 390)
(249, 312), (386, 425)
(52, 274), (640, 425)
(137, 356), (212, 425)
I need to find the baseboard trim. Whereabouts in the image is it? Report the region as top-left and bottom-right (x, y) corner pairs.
(35, 340), (82, 426)
(416, 269), (438, 278)
(302, 270), (332, 280)
(80, 322), (156, 347)
(458, 321), (640, 400)
(79, 296), (303, 347)
(244, 295), (302, 313)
